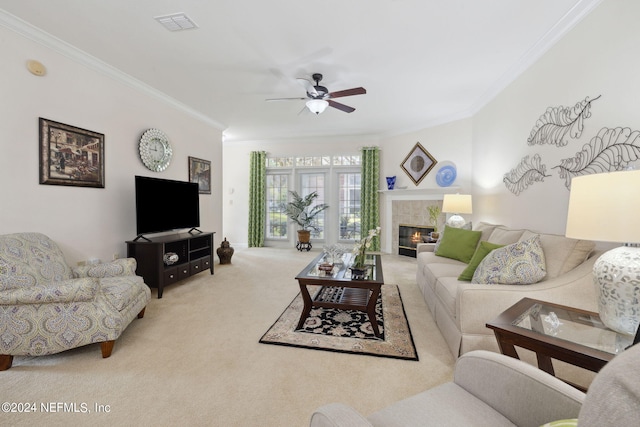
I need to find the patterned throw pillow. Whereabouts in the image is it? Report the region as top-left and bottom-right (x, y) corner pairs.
(458, 241), (504, 281)
(471, 236), (546, 285)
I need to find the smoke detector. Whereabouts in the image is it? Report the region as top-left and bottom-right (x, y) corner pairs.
(154, 13), (198, 31)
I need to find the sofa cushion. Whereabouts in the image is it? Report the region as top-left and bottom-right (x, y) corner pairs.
(434, 222), (472, 253)
(472, 236), (547, 285)
(473, 222), (502, 242)
(435, 225), (482, 264)
(458, 241), (504, 281)
(519, 230), (595, 279)
(487, 226), (526, 245)
(436, 276), (465, 318)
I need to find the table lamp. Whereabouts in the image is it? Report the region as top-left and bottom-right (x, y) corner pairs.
(442, 194), (472, 228)
(565, 170), (640, 336)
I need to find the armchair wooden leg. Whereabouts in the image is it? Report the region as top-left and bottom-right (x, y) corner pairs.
(101, 340), (115, 358)
(137, 307), (146, 319)
(0, 355), (13, 371)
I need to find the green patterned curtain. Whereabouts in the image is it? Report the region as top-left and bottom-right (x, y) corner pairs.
(361, 146), (380, 251)
(248, 151), (266, 247)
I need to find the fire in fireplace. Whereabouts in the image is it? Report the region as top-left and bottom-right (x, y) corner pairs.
(399, 224), (435, 257)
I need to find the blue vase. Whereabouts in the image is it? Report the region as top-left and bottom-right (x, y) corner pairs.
(386, 176), (396, 190)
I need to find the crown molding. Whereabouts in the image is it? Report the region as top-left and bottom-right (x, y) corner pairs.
(466, 0), (604, 116)
(0, 10), (226, 131)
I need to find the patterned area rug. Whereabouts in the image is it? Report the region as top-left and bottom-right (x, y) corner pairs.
(259, 284), (418, 360)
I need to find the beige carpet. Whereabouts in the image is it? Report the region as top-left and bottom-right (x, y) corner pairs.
(2, 248), (455, 426)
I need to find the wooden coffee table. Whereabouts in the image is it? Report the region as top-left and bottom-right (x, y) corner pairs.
(486, 298), (634, 387)
(295, 252), (384, 337)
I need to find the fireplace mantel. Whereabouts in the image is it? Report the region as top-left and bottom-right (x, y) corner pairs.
(379, 187), (461, 253)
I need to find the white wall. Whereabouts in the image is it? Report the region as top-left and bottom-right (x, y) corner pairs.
(471, 0), (640, 234)
(224, 0), (640, 245)
(222, 135), (376, 247)
(222, 120), (474, 248)
(0, 26), (223, 264)
(380, 119), (473, 192)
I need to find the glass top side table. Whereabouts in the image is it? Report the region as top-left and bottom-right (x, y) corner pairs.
(486, 298), (635, 388)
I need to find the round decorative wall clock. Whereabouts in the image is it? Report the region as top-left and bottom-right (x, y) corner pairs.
(139, 128), (172, 172)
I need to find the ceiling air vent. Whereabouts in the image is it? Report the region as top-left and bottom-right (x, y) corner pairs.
(154, 13), (198, 31)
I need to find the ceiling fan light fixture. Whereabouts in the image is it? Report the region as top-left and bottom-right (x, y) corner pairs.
(306, 99), (329, 114)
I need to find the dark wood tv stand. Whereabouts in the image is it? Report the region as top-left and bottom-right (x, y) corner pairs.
(126, 231), (215, 298)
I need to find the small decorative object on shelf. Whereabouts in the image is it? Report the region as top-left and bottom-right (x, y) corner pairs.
(427, 205), (442, 238)
(349, 266), (368, 280)
(163, 252), (179, 265)
(386, 176), (396, 190)
(318, 262), (334, 275)
(350, 227), (381, 280)
(323, 244), (348, 264)
(436, 164), (457, 187)
(217, 238), (234, 264)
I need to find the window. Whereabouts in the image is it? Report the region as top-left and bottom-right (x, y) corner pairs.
(266, 173), (289, 239)
(266, 154), (361, 244)
(338, 172), (361, 240)
(300, 173), (326, 239)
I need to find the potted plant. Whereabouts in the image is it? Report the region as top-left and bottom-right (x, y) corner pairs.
(284, 191), (329, 250)
(351, 227), (380, 274)
(427, 205), (442, 240)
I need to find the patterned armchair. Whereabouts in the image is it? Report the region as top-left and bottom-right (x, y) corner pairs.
(0, 232), (151, 370)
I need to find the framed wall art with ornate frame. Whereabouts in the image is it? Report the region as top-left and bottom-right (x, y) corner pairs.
(400, 142), (437, 185)
(39, 118), (105, 188)
(188, 156), (211, 194)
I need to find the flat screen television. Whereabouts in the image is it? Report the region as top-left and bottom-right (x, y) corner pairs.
(135, 175), (200, 239)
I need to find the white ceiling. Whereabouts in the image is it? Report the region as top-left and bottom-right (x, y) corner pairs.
(0, 0), (602, 143)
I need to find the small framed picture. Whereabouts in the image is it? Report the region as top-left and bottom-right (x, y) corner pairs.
(39, 118), (105, 188)
(401, 142), (437, 186)
(188, 156), (211, 194)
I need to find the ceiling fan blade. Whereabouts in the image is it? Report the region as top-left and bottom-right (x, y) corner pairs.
(329, 87), (366, 99)
(296, 78), (318, 97)
(265, 97), (307, 102)
(328, 100), (355, 113)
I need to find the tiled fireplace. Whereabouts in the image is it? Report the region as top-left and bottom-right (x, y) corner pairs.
(380, 188), (456, 254)
(398, 224), (435, 257)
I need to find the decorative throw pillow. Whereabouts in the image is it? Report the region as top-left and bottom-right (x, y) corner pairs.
(471, 236), (546, 285)
(458, 241), (504, 281)
(434, 225), (482, 264)
(433, 221), (472, 253)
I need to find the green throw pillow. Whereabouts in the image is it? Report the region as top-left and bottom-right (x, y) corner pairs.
(458, 241), (504, 281)
(434, 225), (482, 264)
(539, 419), (578, 427)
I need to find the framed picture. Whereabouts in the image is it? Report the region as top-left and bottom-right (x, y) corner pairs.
(400, 142), (437, 186)
(39, 118), (105, 188)
(188, 156), (211, 194)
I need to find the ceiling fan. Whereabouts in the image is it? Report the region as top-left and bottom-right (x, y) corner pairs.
(267, 73), (366, 114)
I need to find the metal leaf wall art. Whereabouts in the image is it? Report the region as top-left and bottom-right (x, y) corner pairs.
(503, 154), (551, 195)
(527, 95), (601, 147)
(553, 127), (640, 189)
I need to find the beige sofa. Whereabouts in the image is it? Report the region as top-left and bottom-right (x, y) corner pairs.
(416, 222), (601, 358)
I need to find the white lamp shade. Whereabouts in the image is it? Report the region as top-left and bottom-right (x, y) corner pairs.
(306, 99), (329, 114)
(442, 194), (473, 214)
(565, 170), (640, 243)
(566, 170), (640, 336)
